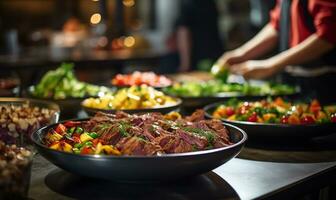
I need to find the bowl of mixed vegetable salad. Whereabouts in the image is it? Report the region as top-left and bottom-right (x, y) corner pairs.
(204, 98), (336, 138)
(81, 85), (182, 115)
(28, 63), (113, 117)
(163, 80), (298, 107)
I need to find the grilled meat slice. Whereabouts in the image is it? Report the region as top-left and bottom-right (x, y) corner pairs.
(185, 109), (205, 122)
(177, 129), (208, 150)
(116, 136), (163, 156)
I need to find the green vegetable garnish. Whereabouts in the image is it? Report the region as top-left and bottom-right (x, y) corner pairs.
(118, 122), (130, 137)
(73, 148), (81, 154)
(163, 80), (296, 98)
(75, 127), (84, 134)
(182, 127), (215, 145)
(89, 132), (98, 139)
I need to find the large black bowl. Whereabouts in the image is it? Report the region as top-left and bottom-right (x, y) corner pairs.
(81, 98), (183, 116)
(31, 120), (246, 182)
(204, 102), (336, 139)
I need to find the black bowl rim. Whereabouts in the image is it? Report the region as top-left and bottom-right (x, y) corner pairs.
(80, 97), (183, 113)
(31, 119), (247, 159)
(0, 97), (60, 113)
(204, 101), (336, 128)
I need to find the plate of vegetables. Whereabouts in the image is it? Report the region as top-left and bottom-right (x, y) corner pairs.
(111, 71), (172, 88)
(81, 85), (182, 115)
(204, 98), (336, 138)
(28, 63), (113, 117)
(31, 110), (246, 182)
(163, 80), (299, 107)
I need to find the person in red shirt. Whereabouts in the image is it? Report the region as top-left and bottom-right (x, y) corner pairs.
(215, 0), (336, 102)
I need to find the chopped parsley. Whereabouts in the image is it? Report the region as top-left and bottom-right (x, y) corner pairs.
(182, 127), (215, 145)
(118, 121), (131, 137)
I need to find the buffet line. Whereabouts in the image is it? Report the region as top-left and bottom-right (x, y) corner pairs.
(1, 63), (336, 198)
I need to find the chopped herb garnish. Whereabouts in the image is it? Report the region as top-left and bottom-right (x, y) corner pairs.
(182, 127), (215, 145)
(136, 136), (148, 143)
(118, 121), (131, 137)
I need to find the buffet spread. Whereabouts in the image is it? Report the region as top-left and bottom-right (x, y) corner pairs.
(1, 63), (336, 198)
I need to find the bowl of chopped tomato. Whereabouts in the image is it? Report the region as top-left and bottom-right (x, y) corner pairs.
(111, 71), (172, 88)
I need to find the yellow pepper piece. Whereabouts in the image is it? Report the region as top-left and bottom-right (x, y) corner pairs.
(95, 143), (121, 155)
(49, 142), (60, 150)
(80, 133), (93, 143)
(46, 131), (63, 143)
(60, 142), (73, 153)
(227, 114), (236, 121)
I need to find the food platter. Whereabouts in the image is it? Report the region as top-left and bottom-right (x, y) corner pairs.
(0, 98), (60, 145)
(81, 97), (182, 115)
(204, 102), (336, 139)
(0, 98), (60, 121)
(164, 80), (300, 108)
(26, 63), (114, 118)
(81, 85), (182, 115)
(31, 117), (246, 182)
(111, 71), (172, 89)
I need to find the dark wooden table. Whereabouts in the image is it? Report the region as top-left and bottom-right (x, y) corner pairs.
(28, 154), (336, 200)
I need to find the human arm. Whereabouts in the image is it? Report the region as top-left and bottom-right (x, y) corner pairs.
(177, 26), (192, 72)
(215, 24), (279, 68)
(231, 34), (335, 79)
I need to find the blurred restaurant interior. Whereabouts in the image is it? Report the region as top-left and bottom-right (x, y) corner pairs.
(1, 0), (336, 200)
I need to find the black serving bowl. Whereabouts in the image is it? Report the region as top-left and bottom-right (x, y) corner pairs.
(81, 97), (183, 116)
(204, 102), (336, 139)
(31, 120), (246, 182)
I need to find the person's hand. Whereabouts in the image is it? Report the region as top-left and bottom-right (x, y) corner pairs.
(215, 49), (247, 69)
(230, 59), (278, 79)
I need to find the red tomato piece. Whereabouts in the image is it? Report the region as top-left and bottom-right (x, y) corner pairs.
(92, 138), (102, 147)
(72, 133), (81, 143)
(280, 115), (289, 124)
(288, 115), (300, 125)
(247, 112), (258, 122)
(55, 124), (67, 135)
(80, 146), (93, 155)
(331, 113), (336, 123)
(300, 116), (316, 125)
(225, 107), (235, 117)
(64, 121), (81, 128)
(309, 99), (321, 114)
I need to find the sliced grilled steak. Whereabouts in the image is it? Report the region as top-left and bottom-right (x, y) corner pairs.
(177, 129), (208, 149)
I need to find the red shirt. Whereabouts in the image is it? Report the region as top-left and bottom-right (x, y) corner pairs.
(270, 0), (336, 47)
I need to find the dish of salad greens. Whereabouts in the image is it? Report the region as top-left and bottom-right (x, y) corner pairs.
(30, 63), (112, 100)
(163, 80), (297, 98)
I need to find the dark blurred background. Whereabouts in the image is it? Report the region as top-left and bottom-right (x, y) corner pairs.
(0, 0), (276, 84)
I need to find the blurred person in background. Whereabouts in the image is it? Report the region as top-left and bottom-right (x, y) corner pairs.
(175, 0), (224, 72)
(51, 17), (87, 48)
(216, 0), (336, 103)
